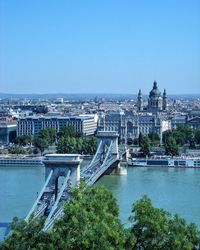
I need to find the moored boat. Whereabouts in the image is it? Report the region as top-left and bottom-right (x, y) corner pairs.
(128, 157), (200, 168)
(0, 156), (44, 166)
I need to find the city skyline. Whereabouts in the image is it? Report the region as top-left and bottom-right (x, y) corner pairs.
(0, 0), (200, 94)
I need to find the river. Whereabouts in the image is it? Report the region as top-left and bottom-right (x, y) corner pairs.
(97, 167), (200, 227)
(0, 165), (200, 239)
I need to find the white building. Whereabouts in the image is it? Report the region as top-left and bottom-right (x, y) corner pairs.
(17, 115), (97, 137)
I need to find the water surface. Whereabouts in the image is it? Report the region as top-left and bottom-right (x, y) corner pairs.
(0, 165), (199, 239)
(97, 167), (200, 227)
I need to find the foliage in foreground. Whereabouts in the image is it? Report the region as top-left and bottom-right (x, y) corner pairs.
(131, 196), (200, 250)
(1, 184), (200, 250)
(1, 184), (133, 250)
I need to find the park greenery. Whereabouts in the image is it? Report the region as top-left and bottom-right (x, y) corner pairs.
(13, 126), (97, 155)
(163, 124), (193, 147)
(56, 126), (96, 155)
(136, 125), (200, 157)
(162, 125), (200, 156)
(1, 183), (200, 250)
(138, 133), (152, 157)
(8, 145), (27, 155)
(11, 124), (200, 157)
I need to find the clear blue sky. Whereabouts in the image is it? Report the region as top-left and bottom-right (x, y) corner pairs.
(0, 0), (200, 94)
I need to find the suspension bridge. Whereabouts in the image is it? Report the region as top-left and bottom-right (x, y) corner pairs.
(2, 131), (128, 236)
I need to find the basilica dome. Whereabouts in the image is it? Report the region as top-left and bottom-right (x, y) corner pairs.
(137, 81), (167, 112)
(149, 81), (161, 98)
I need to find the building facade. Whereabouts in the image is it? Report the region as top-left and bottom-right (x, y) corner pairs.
(17, 115), (97, 137)
(0, 122), (17, 144)
(170, 111), (200, 129)
(98, 111), (171, 143)
(98, 82), (170, 143)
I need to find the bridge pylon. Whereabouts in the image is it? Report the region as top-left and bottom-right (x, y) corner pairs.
(26, 154), (82, 222)
(43, 154), (82, 194)
(96, 131), (119, 157)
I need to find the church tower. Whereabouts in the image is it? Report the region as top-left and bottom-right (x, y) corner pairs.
(162, 89), (167, 111)
(137, 89), (143, 111)
(148, 81), (163, 112)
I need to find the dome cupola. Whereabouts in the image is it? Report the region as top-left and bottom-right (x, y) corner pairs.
(149, 81), (161, 98)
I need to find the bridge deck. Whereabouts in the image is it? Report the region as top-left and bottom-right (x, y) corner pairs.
(3, 138), (126, 234)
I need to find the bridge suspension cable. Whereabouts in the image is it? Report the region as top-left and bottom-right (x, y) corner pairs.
(25, 169), (53, 222)
(43, 170), (71, 232)
(81, 140), (103, 173)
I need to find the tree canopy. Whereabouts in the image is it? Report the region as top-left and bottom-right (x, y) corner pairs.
(56, 126), (96, 155)
(33, 137), (49, 155)
(164, 136), (180, 156)
(195, 129), (200, 144)
(130, 195), (200, 250)
(140, 135), (152, 157)
(1, 184), (133, 250)
(2, 185), (199, 250)
(163, 125), (194, 147)
(14, 126), (97, 155)
(39, 128), (56, 145)
(8, 145), (27, 155)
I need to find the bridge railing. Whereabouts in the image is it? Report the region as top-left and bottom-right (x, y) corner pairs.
(86, 141), (118, 185)
(43, 170), (71, 231)
(81, 140), (103, 174)
(42, 206), (64, 232)
(25, 169), (53, 222)
(24, 136), (124, 232)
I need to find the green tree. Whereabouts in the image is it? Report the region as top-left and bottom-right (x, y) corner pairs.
(130, 196), (200, 250)
(163, 125), (193, 147)
(148, 132), (160, 146)
(39, 128), (50, 144)
(2, 190), (200, 250)
(52, 184), (134, 249)
(195, 129), (200, 144)
(58, 125), (77, 138)
(1, 184), (134, 250)
(148, 132), (160, 142)
(138, 132), (144, 147)
(38, 128), (56, 146)
(33, 137), (48, 155)
(15, 135), (33, 146)
(140, 135), (152, 157)
(164, 136), (179, 156)
(176, 124), (193, 144)
(48, 128), (56, 144)
(56, 136), (67, 153)
(1, 216), (48, 250)
(8, 145), (27, 155)
(56, 136), (77, 153)
(57, 136), (96, 155)
(81, 136), (97, 155)
(130, 195), (170, 250)
(162, 130), (173, 145)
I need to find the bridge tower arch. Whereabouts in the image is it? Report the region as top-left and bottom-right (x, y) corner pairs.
(26, 154), (82, 222)
(44, 154), (81, 187)
(96, 131), (119, 157)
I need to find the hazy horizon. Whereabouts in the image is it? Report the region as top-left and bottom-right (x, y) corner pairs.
(0, 91), (200, 97)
